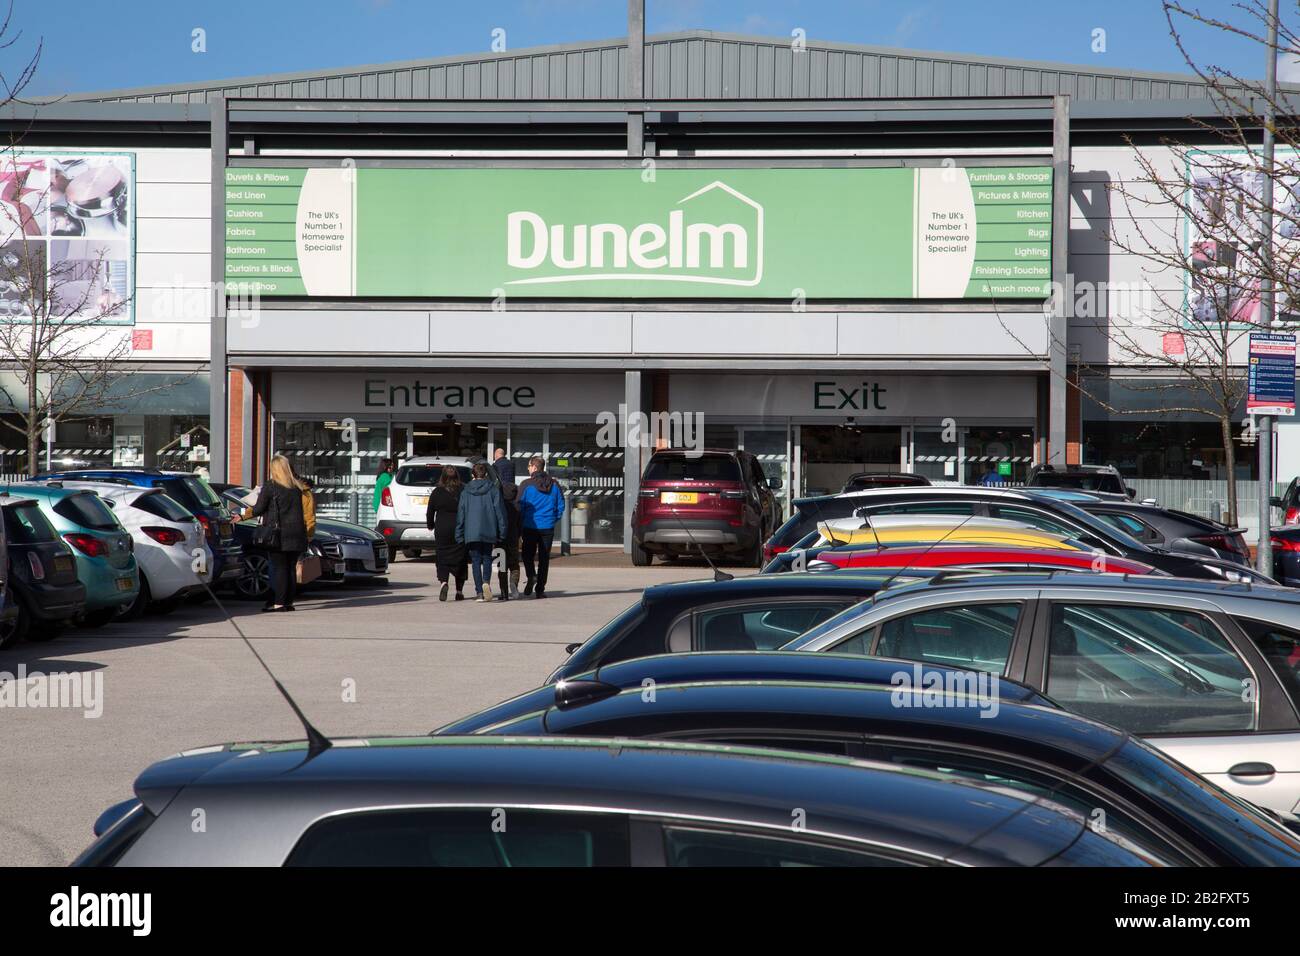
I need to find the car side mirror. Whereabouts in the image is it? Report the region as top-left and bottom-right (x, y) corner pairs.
(1271, 496), (1284, 508)
(767, 477), (783, 490)
(1125, 486), (1136, 499)
(1169, 536), (1218, 557)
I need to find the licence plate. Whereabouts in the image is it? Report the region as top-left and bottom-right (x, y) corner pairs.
(661, 492), (698, 505)
(412, 496), (430, 507)
(115, 577), (134, 592)
(54, 555), (74, 573)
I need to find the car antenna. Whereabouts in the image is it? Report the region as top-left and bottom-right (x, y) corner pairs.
(663, 509), (733, 581)
(871, 510), (984, 593)
(197, 574), (332, 760)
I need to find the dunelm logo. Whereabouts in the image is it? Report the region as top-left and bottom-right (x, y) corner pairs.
(505, 181), (764, 287)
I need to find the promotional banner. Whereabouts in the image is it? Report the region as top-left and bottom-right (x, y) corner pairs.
(225, 165), (1052, 300)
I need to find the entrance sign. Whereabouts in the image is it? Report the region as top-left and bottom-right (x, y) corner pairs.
(1248, 332), (1297, 417)
(225, 165), (1052, 300)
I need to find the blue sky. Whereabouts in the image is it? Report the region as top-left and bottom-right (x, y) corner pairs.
(17, 0), (1273, 97)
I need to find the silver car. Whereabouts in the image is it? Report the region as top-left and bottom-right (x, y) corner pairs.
(783, 572), (1300, 813)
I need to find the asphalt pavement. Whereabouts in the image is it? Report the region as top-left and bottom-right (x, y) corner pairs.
(0, 556), (717, 866)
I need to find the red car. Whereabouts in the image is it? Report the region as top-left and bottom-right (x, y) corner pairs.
(809, 544), (1160, 576)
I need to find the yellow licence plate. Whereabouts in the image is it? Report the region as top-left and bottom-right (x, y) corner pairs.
(413, 496), (430, 507)
(115, 577), (135, 592)
(661, 491), (698, 505)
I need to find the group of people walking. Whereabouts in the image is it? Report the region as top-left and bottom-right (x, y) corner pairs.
(423, 449), (565, 602)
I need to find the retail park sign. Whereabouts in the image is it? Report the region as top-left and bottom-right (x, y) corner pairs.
(225, 165), (1052, 300)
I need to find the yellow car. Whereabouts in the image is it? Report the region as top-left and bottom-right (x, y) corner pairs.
(814, 515), (1085, 551)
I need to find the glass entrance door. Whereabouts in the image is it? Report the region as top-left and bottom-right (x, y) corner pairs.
(273, 418), (387, 524)
(798, 424), (901, 497)
(408, 419), (489, 458)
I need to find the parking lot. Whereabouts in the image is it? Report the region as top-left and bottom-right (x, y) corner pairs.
(0, 557), (711, 866)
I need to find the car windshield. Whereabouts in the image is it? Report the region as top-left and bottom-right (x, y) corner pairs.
(1042, 498), (1150, 552)
(397, 465), (473, 486)
(778, 599), (874, 649)
(132, 491), (194, 523)
(3, 502), (58, 542)
(54, 493), (121, 530)
(1032, 472), (1119, 492)
(643, 454), (741, 482)
(165, 475), (222, 510)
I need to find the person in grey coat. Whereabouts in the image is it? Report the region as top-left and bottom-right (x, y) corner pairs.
(456, 461), (506, 601)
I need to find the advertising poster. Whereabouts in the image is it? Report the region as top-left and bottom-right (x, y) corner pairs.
(225, 165), (1052, 300)
(1247, 331), (1296, 416)
(0, 151), (134, 324)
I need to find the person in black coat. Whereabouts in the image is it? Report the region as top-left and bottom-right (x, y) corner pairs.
(250, 454), (309, 612)
(496, 478), (522, 600)
(426, 465), (467, 601)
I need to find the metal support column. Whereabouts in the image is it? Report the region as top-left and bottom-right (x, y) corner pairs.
(623, 370), (642, 554)
(1047, 94), (1071, 466)
(209, 95), (228, 481)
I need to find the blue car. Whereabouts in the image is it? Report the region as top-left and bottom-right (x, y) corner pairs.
(34, 468), (242, 584)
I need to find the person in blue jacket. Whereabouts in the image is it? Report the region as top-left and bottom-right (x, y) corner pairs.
(456, 461), (506, 602)
(517, 455), (565, 599)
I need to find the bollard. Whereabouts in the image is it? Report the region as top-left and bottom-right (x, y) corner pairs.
(560, 489), (572, 557)
(1210, 500), (1222, 524)
(349, 489), (359, 525)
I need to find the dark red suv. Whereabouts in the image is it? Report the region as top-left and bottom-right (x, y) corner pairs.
(631, 449), (781, 567)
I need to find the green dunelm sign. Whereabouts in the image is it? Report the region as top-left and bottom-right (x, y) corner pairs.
(224, 165), (1052, 299)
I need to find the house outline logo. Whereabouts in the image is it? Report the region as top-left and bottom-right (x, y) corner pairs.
(504, 180), (765, 287)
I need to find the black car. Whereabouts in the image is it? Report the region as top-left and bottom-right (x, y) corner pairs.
(76, 735), (1178, 866)
(764, 487), (1273, 583)
(466, 669), (1300, 866)
(222, 504), (347, 601)
(1065, 495), (1251, 566)
(438, 650), (1057, 735)
(840, 472), (930, 493)
(1268, 525), (1300, 587)
(0, 494), (86, 645)
(545, 571), (946, 683)
(1025, 463), (1132, 497)
(32, 468), (243, 583)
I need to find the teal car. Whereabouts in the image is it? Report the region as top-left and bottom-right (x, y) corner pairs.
(6, 484), (139, 627)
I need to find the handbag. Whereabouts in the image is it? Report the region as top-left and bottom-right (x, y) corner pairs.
(252, 489), (282, 549)
(296, 553), (322, 585)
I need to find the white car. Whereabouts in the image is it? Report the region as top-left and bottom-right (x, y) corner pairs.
(49, 481), (213, 617)
(373, 456), (483, 559)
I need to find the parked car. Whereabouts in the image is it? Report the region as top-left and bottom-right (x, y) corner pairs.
(31, 481), (213, 619)
(0, 493), (85, 645)
(1026, 463), (1132, 497)
(75, 736), (1184, 866)
(1271, 476), (1300, 525)
(631, 448), (781, 567)
(373, 456), (480, 559)
(764, 486), (1274, 583)
(1033, 489), (1251, 566)
(222, 508), (347, 601)
(840, 472), (931, 493)
(4, 484), (138, 627)
(806, 543), (1161, 576)
(1270, 526), (1300, 588)
(545, 572), (939, 683)
(809, 514), (1088, 551)
(214, 484), (389, 585)
(467, 669), (1300, 866)
(32, 468), (241, 584)
(783, 572), (1300, 813)
(440, 650), (1057, 734)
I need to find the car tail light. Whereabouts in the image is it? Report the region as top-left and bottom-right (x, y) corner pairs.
(382, 526), (394, 536)
(63, 533), (108, 557)
(1192, 533), (1249, 556)
(381, 487), (393, 507)
(143, 526), (186, 546)
(764, 543), (786, 562)
(1286, 506), (1300, 525)
(195, 514), (212, 536)
(26, 552), (44, 581)
(1271, 536), (1300, 552)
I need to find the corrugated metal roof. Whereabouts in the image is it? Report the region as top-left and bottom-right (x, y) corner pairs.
(63, 30), (1212, 104)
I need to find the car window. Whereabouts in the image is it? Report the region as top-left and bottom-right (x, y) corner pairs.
(864, 502), (977, 517)
(987, 505), (1079, 538)
(1233, 617), (1300, 717)
(396, 465), (473, 486)
(1046, 604), (1254, 734)
(286, 809), (631, 866)
(643, 454), (742, 482)
(53, 493), (120, 530)
(663, 826), (915, 867)
(132, 492), (194, 523)
(871, 603), (1022, 672)
(3, 502), (58, 543)
(574, 603), (653, 668)
(178, 476), (222, 508)
(694, 601), (851, 652)
(1093, 512), (1156, 542)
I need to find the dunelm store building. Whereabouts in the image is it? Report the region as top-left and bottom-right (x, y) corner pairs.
(10, 29), (1287, 549)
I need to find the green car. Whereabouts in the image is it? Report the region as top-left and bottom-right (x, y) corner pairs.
(7, 484), (139, 628)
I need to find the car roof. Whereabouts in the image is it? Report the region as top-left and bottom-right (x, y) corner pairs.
(871, 570), (1300, 604)
(647, 448), (741, 457)
(397, 456), (480, 467)
(128, 736), (1105, 866)
(0, 482), (91, 502)
(816, 543), (1145, 564)
(794, 486), (1033, 509)
(27, 479), (149, 499)
(641, 570), (912, 603)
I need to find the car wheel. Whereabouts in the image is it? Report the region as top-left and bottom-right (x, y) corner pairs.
(0, 605), (28, 648)
(77, 608), (119, 629)
(234, 554), (271, 601)
(631, 539), (652, 566)
(402, 548), (423, 560)
(118, 576), (152, 622)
